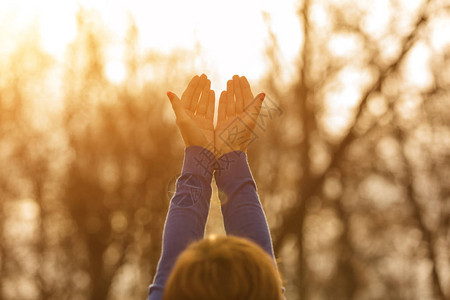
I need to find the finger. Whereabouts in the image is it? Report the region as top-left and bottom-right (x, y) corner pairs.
(196, 79), (211, 116)
(233, 75), (244, 114)
(245, 92), (265, 126)
(190, 74), (207, 112)
(240, 76), (254, 109)
(217, 91), (227, 122)
(226, 79), (235, 117)
(167, 91), (188, 121)
(206, 90), (215, 121)
(181, 75), (200, 110)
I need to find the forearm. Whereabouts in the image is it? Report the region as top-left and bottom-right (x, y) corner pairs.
(214, 151), (275, 259)
(148, 146), (214, 300)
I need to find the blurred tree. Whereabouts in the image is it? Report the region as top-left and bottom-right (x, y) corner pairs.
(1, 1), (449, 299)
(0, 24), (56, 300)
(0, 8), (200, 300)
(252, 0), (450, 299)
(60, 9), (201, 300)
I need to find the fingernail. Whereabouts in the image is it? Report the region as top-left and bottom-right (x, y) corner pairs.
(260, 93), (266, 101)
(166, 91), (173, 99)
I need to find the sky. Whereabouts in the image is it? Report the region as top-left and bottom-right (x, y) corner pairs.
(1, 0), (448, 89)
(0, 0), (301, 92)
(1, 0), (449, 135)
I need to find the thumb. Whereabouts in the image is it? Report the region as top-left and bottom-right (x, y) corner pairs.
(166, 91), (185, 119)
(255, 92), (266, 102)
(242, 92), (265, 128)
(249, 92), (265, 114)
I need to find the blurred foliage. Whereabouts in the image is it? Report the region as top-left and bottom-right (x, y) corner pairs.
(253, 0), (449, 299)
(0, 9), (200, 300)
(0, 1), (449, 300)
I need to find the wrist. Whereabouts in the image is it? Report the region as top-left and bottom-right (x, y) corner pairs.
(214, 150), (246, 173)
(182, 146), (215, 180)
(213, 150), (253, 188)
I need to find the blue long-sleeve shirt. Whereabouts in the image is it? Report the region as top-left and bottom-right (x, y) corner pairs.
(148, 146), (280, 300)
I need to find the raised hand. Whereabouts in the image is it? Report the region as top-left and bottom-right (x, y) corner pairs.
(215, 75), (265, 156)
(167, 74), (215, 150)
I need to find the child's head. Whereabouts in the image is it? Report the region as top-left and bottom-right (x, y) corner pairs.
(163, 235), (282, 300)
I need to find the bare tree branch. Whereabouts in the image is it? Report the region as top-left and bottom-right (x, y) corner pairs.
(274, 0), (433, 252)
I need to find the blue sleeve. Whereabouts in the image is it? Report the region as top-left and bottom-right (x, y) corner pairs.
(147, 146), (214, 300)
(214, 151), (286, 297)
(214, 151), (275, 260)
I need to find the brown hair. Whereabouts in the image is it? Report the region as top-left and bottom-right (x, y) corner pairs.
(163, 235), (282, 300)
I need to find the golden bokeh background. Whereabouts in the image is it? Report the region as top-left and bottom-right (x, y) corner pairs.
(0, 0), (449, 299)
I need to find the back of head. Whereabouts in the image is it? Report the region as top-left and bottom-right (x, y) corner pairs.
(163, 235), (282, 300)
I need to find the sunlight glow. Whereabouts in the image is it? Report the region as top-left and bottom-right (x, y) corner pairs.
(105, 60), (126, 83)
(1, 0), (447, 127)
(328, 34), (362, 57)
(0, 0), (301, 90)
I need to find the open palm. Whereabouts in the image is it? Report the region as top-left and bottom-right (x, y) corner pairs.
(167, 74), (215, 150)
(215, 75), (265, 156)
